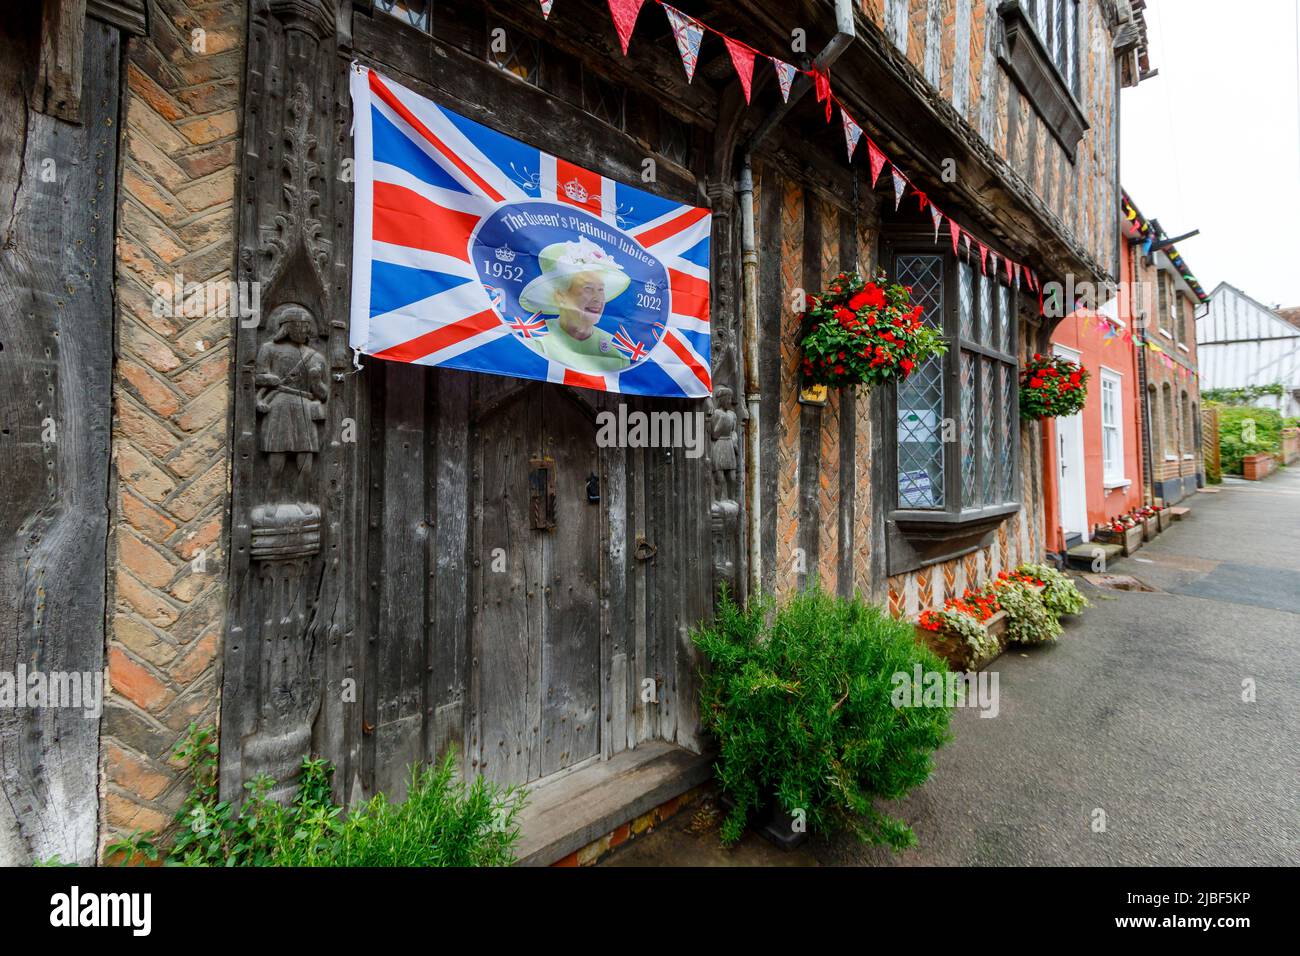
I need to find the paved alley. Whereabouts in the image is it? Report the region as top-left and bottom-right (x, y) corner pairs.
(605, 471), (1300, 867)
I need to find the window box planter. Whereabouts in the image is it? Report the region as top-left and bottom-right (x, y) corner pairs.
(914, 610), (1008, 673)
(1156, 507), (1172, 532)
(1093, 524), (1143, 556)
(1142, 515), (1160, 542)
(912, 583), (1044, 672)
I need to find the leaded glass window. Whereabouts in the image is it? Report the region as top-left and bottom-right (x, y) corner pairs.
(489, 26), (543, 86)
(1022, 0), (1079, 95)
(891, 241), (1020, 519)
(896, 254), (946, 509)
(377, 0), (430, 33)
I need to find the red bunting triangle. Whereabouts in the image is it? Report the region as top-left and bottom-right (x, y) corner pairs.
(949, 219), (961, 256)
(608, 0), (646, 55)
(867, 140), (887, 188)
(1005, 256), (1014, 285)
(724, 37), (756, 103)
(978, 242), (988, 274)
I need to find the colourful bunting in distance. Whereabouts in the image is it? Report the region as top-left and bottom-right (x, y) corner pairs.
(608, 0), (645, 55)
(540, 0), (554, 19)
(841, 107), (863, 162)
(891, 166), (906, 210)
(723, 37), (756, 103)
(662, 5), (705, 82)
(770, 57), (797, 103)
(867, 140), (887, 187)
(930, 205), (943, 242)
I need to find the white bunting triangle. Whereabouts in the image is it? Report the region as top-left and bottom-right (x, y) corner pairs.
(930, 205), (943, 242)
(770, 57), (797, 103)
(662, 4), (705, 83)
(841, 107), (863, 162)
(891, 166), (907, 210)
(540, 0), (554, 19)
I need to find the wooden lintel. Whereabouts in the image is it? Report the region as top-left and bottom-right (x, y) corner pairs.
(38, 0), (86, 123)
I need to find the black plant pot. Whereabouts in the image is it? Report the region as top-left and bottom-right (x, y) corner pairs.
(718, 790), (809, 851)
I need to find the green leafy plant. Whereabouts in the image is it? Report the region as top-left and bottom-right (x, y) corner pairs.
(1018, 562), (1089, 618)
(799, 269), (948, 391)
(1203, 383), (1285, 406)
(112, 723), (523, 867)
(917, 605), (999, 659)
(1019, 353), (1089, 419)
(994, 577), (1062, 645)
(693, 587), (953, 850)
(1216, 404), (1284, 474)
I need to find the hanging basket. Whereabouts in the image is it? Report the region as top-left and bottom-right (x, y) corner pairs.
(1019, 353), (1088, 420)
(798, 270), (947, 392)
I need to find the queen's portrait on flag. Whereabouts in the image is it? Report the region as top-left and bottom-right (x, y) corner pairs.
(517, 238), (632, 374)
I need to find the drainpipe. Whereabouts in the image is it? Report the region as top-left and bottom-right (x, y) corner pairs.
(738, 0), (855, 600)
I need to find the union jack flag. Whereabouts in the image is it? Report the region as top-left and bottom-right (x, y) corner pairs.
(509, 314), (549, 339)
(611, 325), (648, 361)
(349, 65), (713, 397)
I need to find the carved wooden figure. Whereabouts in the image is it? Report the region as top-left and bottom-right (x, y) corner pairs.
(255, 303), (329, 495)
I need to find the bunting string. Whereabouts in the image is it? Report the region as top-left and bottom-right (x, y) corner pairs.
(559, 0), (1113, 316)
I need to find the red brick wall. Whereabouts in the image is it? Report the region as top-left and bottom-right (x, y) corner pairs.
(101, 0), (244, 858)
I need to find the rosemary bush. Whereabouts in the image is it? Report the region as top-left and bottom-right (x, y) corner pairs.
(693, 588), (953, 849)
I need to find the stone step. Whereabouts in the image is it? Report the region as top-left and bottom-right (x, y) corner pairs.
(1171, 507), (1191, 520)
(1065, 541), (1122, 570)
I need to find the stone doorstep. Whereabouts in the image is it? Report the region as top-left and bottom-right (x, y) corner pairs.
(1065, 541), (1122, 570)
(1170, 507), (1191, 519)
(514, 740), (714, 867)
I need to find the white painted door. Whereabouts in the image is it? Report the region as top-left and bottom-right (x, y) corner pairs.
(1054, 346), (1088, 541)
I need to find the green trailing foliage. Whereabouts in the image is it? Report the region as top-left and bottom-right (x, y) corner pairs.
(693, 587), (953, 850)
(996, 578), (1062, 645)
(105, 723), (525, 867)
(1202, 384), (1285, 406)
(1018, 562), (1089, 618)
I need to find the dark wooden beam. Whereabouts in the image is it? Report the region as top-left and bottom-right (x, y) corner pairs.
(37, 0), (85, 122)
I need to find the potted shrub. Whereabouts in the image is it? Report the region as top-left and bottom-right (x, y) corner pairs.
(1019, 353), (1089, 420)
(694, 588), (952, 851)
(799, 270), (947, 393)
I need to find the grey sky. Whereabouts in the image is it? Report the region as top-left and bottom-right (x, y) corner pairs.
(1121, 0), (1300, 309)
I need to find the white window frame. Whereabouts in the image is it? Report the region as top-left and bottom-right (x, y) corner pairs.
(1100, 368), (1126, 487)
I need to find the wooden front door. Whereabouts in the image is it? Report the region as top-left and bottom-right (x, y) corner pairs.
(472, 381), (603, 786)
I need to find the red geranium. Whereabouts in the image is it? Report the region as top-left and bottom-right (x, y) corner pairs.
(799, 269), (948, 391)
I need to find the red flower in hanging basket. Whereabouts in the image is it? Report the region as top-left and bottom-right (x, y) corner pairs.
(1019, 354), (1089, 420)
(799, 269), (947, 391)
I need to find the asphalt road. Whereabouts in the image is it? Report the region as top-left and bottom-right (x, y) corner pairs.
(606, 469), (1300, 867)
